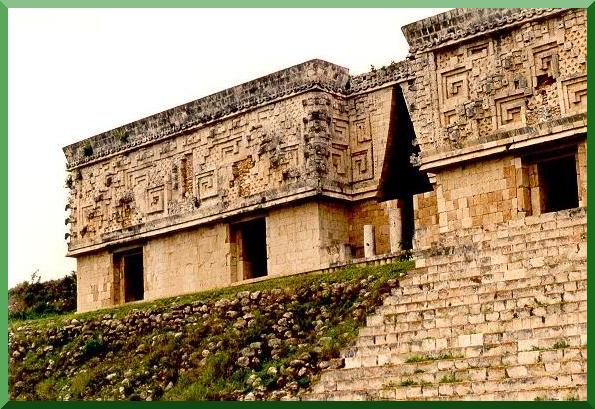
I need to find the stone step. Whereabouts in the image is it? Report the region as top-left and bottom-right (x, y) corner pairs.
(382, 279), (586, 310)
(323, 357), (586, 389)
(417, 237), (585, 261)
(313, 347), (586, 390)
(320, 345), (586, 383)
(375, 377), (586, 401)
(416, 236), (585, 268)
(408, 266), (585, 293)
(300, 217), (587, 401)
(369, 289), (586, 328)
(355, 321), (586, 353)
(417, 261), (586, 286)
(389, 269), (586, 298)
(344, 338), (585, 368)
(359, 299), (587, 337)
(359, 306), (586, 341)
(305, 380), (585, 401)
(316, 361), (586, 395)
(301, 391), (370, 401)
(413, 225), (586, 255)
(376, 280), (586, 317)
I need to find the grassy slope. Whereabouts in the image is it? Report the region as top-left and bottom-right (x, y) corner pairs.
(9, 260), (412, 401)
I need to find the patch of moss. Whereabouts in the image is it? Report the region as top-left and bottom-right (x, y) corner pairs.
(439, 373), (458, 384)
(552, 339), (570, 350)
(405, 351), (459, 363)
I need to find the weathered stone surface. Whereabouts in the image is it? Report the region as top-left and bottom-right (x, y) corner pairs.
(303, 208), (587, 401)
(62, 15), (586, 406)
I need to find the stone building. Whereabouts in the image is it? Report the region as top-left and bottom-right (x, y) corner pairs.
(64, 8), (586, 313)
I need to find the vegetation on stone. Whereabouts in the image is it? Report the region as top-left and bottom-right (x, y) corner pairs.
(8, 260), (412, 401)
(404, 352), (459, 364)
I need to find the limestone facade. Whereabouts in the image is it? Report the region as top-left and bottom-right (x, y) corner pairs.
(400, 8), (587, 251)
(64, 8), (586, 317)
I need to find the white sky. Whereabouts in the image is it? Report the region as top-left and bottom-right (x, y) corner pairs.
(8, 8), (448, 288)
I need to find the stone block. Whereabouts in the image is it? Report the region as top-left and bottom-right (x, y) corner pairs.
(506, 366), (528, 378)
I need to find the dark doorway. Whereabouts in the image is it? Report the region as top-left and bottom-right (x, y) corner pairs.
(400, 195), (414, 250)
(235, 218), (268, 280)
(122, 250), (144, 302)
(538, 155), (579, 213)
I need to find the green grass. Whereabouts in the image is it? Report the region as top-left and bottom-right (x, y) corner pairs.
(531, 339), (571, 352)
(35, 379), (58, 400)
(70, 370), (93, 399)
(9, 260), (413, 401)
(404, 352), (459, 363)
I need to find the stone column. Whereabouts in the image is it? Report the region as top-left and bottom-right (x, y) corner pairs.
(363, 225), (376, 259)
(387, 199), (403, 253)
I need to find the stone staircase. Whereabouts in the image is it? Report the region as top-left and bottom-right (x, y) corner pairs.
(303, 208), (587, 400)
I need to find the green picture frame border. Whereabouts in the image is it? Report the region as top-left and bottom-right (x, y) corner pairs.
(1, 1), (593, 407)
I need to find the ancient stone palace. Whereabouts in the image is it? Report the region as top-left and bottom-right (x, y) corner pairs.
(64, 8), (586, 314)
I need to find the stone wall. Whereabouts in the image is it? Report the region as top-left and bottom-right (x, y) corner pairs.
(400, 8), (587, 251)
(66, 8), (587, 322)
(65, 89), (317, 254)
(412, 191), (439, 251)
(77, 198), (386, 312)
(266, 202), (325, 277)
(77, 223), (231, 313)
(76, 250), (113, 312)
(331, 87), (395, 197)
(63, 60), (350, 168)
(576, 140), (587, 207)
(413, 138), (586, 250)
(302, 8), (588, 400)
(143, 223), (230, 302)
(317, 201), (350, 266)
(64, 52), (404, 312)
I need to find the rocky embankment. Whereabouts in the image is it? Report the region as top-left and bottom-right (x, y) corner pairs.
(9, 261), (411, 400)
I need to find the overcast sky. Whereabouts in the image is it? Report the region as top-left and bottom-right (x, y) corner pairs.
(8, 8), (448, 288)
